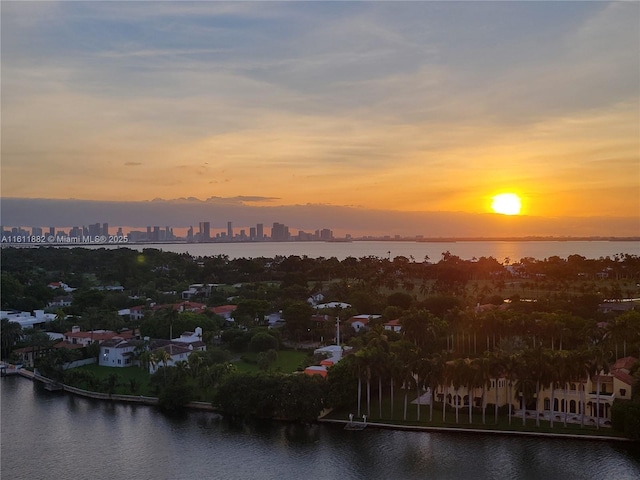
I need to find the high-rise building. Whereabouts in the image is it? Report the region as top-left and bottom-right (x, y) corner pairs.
(102, 223), (109, 236)
(227, 221), (233, 239)
(32, 227), (43, 236)
(271, 222), (289, 241)
(256, 223), (264, 241)
(249, 227), (256, 240)
(199, 222), (210, 241)
(320, 228), (333, 241)
(88, 223), (101, 237)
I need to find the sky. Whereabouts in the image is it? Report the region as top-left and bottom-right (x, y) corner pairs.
(1, 1), (639, 237)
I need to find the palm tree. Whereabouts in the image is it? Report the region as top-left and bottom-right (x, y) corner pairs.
(473, 355), (492, 425)
(366, 326), (390, 419)
(153, 347), (172, 385)
(187, 351), (205, 380)
(138, 350), (152, 373)
(502, 352), (520, 426)
(445, 358), (466, 424)
(520, 346), (552, 428)
(394, 341), (417, 421)
(426, 353), (445, 423)
(386, 350), (403, 420)
(587, 346), (612, 430)
(353, 349), (369, 417)
(486, 351), (503, 425)
(1, 319), (22, 358)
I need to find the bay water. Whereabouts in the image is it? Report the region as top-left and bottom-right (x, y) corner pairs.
(2, 377), (639, 480)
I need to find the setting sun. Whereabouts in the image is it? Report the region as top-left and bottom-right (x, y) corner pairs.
(491, 193), (522, 215)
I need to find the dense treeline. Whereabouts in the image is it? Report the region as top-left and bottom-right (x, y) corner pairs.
(2, 246), (639, 432)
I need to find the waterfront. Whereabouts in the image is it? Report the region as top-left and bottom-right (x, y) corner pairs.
(83, 240), (640, 261)
(2, 377), (639, 480)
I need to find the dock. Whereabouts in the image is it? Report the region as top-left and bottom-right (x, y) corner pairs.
(0, 363), (22, 377)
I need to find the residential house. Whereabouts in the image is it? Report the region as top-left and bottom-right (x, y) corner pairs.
(304, 345), (352, 378)
(314, 301), (351, 310)
(307, 292), (325, 306)
(148, 342), (198, 374)
(0, 310), (55, 330)
(62, 326), (139, 347)
(348, 314), (381, 332)
(211, 304), (237, 321)
(384, 319), (402, 333)
(120, 305), (147, 322)
(99, 339), (141, 367)
(181, 283), (215, 300)
(434, 355), (638, 425)
(47, 281), (75, 293)
(48, 296), (73, 308)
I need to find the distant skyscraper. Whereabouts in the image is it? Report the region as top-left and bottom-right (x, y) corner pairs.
(271, 222), (289, 241)
(227, 221), (233, 239)
(89, 223), (101, 237)
(256, 223), (264, 241)
(199, 222), (210, 241)
(102, 223), (109, 236)
(249, 227), (256, 240)
(320, 228), (333, 241)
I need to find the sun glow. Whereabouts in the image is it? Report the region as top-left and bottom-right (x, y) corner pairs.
(491, 193), (522, 215)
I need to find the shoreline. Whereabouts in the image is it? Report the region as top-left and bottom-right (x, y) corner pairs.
(15, 370), (635, 443)
(317, 418), (635, 443)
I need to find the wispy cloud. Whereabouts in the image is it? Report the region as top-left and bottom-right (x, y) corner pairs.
(1, 1), (637, 223)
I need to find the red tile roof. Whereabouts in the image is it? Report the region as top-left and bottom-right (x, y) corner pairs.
(211, 305), (237, 315)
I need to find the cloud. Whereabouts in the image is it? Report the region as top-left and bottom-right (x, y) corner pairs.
(1, 2), (637, 219)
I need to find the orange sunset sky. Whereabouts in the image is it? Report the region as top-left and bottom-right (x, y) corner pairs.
(1, 2), (638, 236)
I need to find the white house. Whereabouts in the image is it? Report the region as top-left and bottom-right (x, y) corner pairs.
(1, 310), (55, 329)
(120, 305), (147, 321)
(48, 296), (73, 308)
(47, 282), (75, 293)
(99, 339), (139, 367)
(384, 319), (402, 333)
(172, 327), (204, 345)
(149, 343), (194, 374)
(307, 292), (325, 306)
(314, 302), (352, 310)
(181, 283), (217, 300)
(348, 314), (381, 332)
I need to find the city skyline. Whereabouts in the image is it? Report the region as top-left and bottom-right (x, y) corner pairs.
(1, 2), (638, 237)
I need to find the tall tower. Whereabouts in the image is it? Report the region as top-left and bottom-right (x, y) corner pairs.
(256, 223), (264, 241)
(227, 221), (233, 239)
(199, 222), (210, 241)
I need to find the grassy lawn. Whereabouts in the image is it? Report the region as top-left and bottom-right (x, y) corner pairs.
(324, 388), (626, 438)
(231, 349), (311, 374)
(73, 364), (154, 396)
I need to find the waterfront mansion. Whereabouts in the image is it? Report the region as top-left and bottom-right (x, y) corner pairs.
(434, 356), (636, 426)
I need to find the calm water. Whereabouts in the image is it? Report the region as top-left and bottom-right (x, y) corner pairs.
(2, 377), (640, 480)
(87, 240), (639, 261)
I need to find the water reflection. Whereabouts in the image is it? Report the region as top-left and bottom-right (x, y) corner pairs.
(2, 377), (640, 480)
